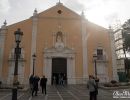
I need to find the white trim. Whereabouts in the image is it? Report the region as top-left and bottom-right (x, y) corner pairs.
(96, 62), (109, 82)
(81, 17), (88, 82)
(30, 15), (38, 75)
(43, 47), (76, 84)
(7, 60), (25, 84)
(0, 28), (7, 82)
(67, 57), (76, 84)
(44, 58), (52, 84)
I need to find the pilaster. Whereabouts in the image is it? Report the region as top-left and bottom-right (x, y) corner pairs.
(67, 57), (76, 84)
(0, 21), (7, 82)
(81, 12), (88, 83)
(30, 9), (38, 75)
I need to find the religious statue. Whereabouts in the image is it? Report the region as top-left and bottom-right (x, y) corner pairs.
(55, 31), (64, 49)
(56, 31), (63, 42)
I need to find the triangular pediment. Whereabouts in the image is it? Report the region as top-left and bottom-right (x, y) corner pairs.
(38, 3), (81, 19)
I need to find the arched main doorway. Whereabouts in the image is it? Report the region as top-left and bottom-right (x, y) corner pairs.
(52, 58), (67, 85)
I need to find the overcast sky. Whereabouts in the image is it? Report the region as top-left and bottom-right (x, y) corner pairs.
(0, 0), (130, 28)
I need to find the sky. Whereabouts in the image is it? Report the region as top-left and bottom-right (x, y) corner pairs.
(0, 0), (130, 28)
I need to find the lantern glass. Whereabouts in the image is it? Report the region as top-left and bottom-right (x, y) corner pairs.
(14, 28), (23, 43)
(32, 54), (36, 60)
(93, 54), (97, 60)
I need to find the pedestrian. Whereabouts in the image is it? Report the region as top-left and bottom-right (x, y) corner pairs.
(29, 74), (34, 91)
(60, 75), (63, 85)
(52, 75), (56, 85)
(58, 74), (61, 85)
(87, 75), (98, 100)
(40, 75), (47, 94)
(32, 75), (40, 96)
(63, 74), (66, 85)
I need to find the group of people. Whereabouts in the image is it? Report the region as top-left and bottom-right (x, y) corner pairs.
(87, 75), (99, 100)
(52, 73), (66, 85)
(29, 74), (99, 100)
(29, 75), (47, 96)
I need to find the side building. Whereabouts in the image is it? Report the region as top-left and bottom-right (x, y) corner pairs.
(113, 21), (130, 81)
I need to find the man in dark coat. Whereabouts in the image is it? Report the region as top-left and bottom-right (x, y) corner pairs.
(32, 75), (40, 96)
(29, 74), (34, 91)
(40, 75), (47, 94)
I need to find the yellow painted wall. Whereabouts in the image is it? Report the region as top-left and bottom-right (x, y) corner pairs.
(1, 3), (113, 83)
(87, 22), (113, 79)
(2, 19), (32, 81)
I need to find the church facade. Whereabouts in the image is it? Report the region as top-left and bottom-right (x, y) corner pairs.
(0, 3), (118, 85)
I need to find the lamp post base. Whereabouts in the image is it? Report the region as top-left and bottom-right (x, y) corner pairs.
(12, 87), (17, 100)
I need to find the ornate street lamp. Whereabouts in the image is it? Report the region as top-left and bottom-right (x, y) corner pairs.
(32, 53), (36, 75)
(12, 28), (23, 100)
(93, 54), (97, 77)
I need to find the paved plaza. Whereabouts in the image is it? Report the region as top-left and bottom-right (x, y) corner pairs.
(0, 85), (130, 100)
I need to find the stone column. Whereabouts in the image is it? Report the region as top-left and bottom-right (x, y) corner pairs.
(30, 9), (38, 75)
(81, 12), (88, 83)
(0, 21), (7, 82)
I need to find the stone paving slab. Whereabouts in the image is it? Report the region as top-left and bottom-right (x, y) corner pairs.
(0, 85), (130, 100)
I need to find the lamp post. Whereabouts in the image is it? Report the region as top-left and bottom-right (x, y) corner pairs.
(12, 28), (23, 100)
(93, 54), (97, 77)
(32, 53), (36, 75)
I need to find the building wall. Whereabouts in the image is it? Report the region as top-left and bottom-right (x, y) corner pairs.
(0, 3), (114, 84)
(36, 4), (84, 82)
(87, 23), (113, 81)
(2, 19), (32, 83)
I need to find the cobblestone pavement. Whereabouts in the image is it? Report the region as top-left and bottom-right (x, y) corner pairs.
(0, 85), (130, 100)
